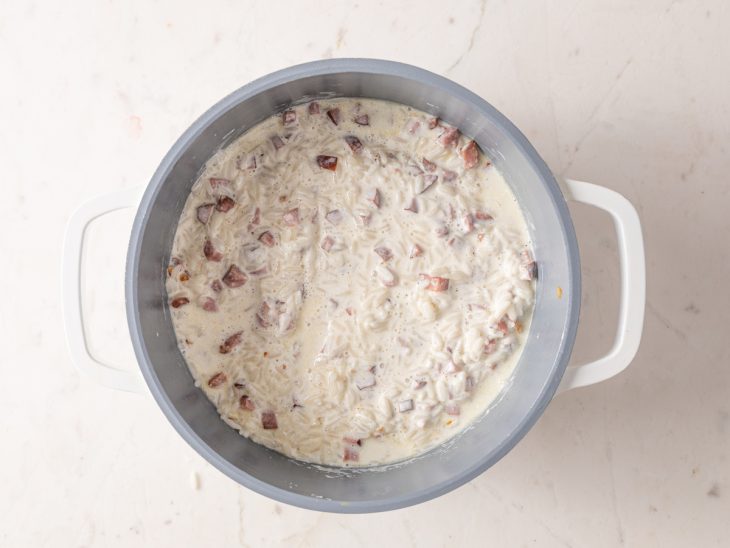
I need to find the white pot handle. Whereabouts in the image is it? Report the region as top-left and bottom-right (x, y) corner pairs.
(62, 186), (146, 393)
(557, 179), (646, 393)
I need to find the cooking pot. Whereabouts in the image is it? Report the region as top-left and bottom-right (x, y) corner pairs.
(62, 59), (645, 513)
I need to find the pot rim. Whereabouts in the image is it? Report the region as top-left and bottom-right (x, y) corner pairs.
(126, 58), (580, 513)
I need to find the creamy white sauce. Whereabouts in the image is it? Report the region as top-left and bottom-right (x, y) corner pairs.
(166, 98), (536, 467)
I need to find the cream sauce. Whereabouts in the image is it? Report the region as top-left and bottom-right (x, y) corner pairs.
(166, 98), (536, 466)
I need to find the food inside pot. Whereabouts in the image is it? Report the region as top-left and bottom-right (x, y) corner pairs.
(165, 98), (536, 466)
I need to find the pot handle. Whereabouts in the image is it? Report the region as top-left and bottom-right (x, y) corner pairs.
(62, 186), (146, 393)
(557, 179), (646, 393)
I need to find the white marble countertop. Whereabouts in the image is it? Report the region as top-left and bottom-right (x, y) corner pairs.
(2, 0), (728, 546)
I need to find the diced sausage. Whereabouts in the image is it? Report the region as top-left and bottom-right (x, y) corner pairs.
(461, 140), (479, 169)
(308, 101), (320, 115)
(282, 109), (296, 125)
(420, 274), (449, 292)
(208, 372), (227, 387)
(222, 265), (247, 288)
(483, 340), (497, 354)
(497, 319), (509, 335)
(258, 231), (275, 247)
(211, 280), (223, 292)
(271, 136), (285, 150)
(201, 297), (218, 312)
(239, 395), (255, 410)
(365, 188), (380, 208)
(216, 196), (235, 212)
(170, 297), (190, 308)
(435, 225), (449, 238)
(208, 178), (231, 193)
(326, 108), (341, 125)
(256, 301), (272, 328)
(445, 403), (461, 416)
(203, 239), (223, 262)
(282, 208), (300, 226)
(520, 261), (538, 281)
(320, 235), (334, 252)
(439, 126), (460, 147)
(316, 155), (338, 171)
(354, 114), (369, 126)
(325, 209), (343, 225)
(422, 158), (437, 172)
(475, 211), (493, 221)
(374, 246), (393, 262)
(428, 117), (440, 129)
(261, 411), (278, 429)
(428, 276), (450, 292)
(519, 250), (537, 280)
(409, 244), (423, 258)
(196, 203), (215, 224)
(344, 135), (363, 153)
(219, 331), (243, 354)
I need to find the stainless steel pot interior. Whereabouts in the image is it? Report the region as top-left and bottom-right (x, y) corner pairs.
(126, 59), (580, 513)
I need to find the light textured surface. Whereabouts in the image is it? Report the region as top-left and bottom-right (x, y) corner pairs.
(1, 1), (728, 546)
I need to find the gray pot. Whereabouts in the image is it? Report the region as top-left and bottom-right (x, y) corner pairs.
(62, 59), (645, 513)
